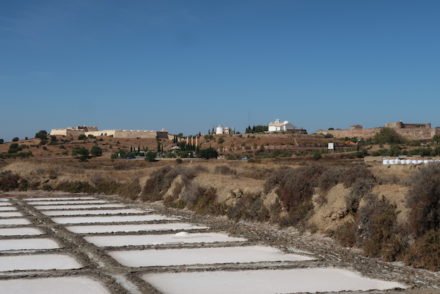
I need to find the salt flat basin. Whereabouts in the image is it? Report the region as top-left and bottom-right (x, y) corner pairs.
(67, 223), (209, 234)
(143, 268), (406, 294)
(0, 218), (31, 226)
(0, 227), (43, 236)
(0, 276), (110, 294)
(25, 196), (97, 202)
(109, 245), (314, 267)
(35, 204), (127, 210)
(0, 253), (82, 271)
(28, 200), (110, 206)
(0, 238), (59, 251)
(0, 206), (17, 211)
(85, 232), (246, 247)
(43, 208), (146, 216)
(0, 211), (23, 218)
(52, 214), (178, 224)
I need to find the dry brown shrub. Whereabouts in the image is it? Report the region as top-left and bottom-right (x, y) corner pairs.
(214, 165), (237, 176)
(404, 230), (440, 271)
(227, 192), (269, 222)
(189, 187), (226, 215)
(141, 166), (198, 202)
(341, 165), (375, 188)
(0, 171), (20, 191)
(407, 164), (440, 237)
(55, 181), (96, 194)
(118, 179), (141, 200)
(333, 221), (357, 247)
(357, 194), (406, 261)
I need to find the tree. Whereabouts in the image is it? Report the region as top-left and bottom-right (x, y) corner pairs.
(12, 137), (19, 142)
(145, 151), (157, 162)
(374, 128), (404, 145)
(71, 147), (89, 161)
(35, 130), (48, 140)
(8, 143), (22, 154)
(198, 147), (218, 159)
(90, 145), (103, 157)
(0, 139), (3, 144)
(78, 134), (87, 140)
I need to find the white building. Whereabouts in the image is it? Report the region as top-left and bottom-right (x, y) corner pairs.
(268, 119), (295, 133)
(215, 125), (230, 135)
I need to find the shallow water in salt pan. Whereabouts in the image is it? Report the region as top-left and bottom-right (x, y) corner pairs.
(0, 227), (43, 236)
(28, 200), (109, 205)
(143, 268), (406, 294)
(0, 253), (82, 271)
(0, 206), (17, 211)
(43, 208), (145, 216)
(0, 218), (31, 226)
(86, 232), (246, 247)
(52, 214), (178, 224)
(67, 223), (208, 234)
(0, 238), (59, 251)
(0, 211), (23, 218)
(25, 196), (97, 202)
(0, 276), (110, 294)
(109, 245), (314, 267)
(36, 204), (127, 210)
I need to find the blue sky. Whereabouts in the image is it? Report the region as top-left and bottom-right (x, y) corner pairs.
(1, 0), (439, 140)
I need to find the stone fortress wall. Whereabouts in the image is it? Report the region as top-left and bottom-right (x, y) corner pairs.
(50, 126), (168, 139)
(318, 121), (440, 141)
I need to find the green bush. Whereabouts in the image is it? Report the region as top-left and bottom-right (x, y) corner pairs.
(90, 145), (103, 157)
(145, 151), (157, 162)
(12, 137), (19, 142)
(72, 147), (89, 161)
(8, 143), (22, 154)
(198, 147), (218, 159)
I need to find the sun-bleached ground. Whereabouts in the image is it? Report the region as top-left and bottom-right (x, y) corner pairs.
(52, 214), (179, 224)
(0, 276), (110, 294)
(109, 245), (314, 267)
(143, 268), (406, 294)
(66, 223), (208, 234)
(42, 208), (145, 216)
(0, 238), (59, 251)
(0, 254), (82, 271)
(85, 232), (246, 247)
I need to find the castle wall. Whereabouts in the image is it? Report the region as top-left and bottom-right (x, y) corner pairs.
(321, 127), (438, 141)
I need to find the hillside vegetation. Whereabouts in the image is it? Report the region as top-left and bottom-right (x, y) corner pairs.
(0, 159), (438, 271)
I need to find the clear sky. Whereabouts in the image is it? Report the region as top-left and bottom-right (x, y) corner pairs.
(1, 0), (439, 140)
